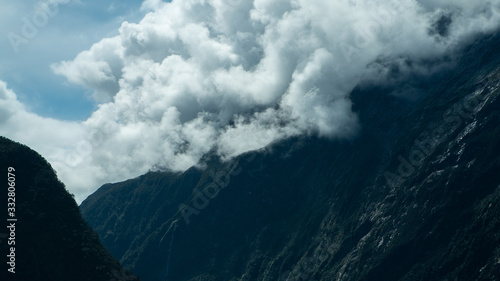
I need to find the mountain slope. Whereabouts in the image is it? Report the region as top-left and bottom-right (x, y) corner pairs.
(81, 32), (500, 281)
(0, 137), (140, 281)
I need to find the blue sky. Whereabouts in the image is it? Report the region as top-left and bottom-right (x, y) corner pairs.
(0, 0), (145, 120)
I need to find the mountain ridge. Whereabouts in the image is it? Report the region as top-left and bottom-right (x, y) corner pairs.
(0, 136), (140, 281)
(81, 32), (500, 281)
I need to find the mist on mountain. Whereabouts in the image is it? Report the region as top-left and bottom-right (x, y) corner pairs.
(80, 31), (500, 281)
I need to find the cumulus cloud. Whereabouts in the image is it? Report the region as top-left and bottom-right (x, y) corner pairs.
(51, 37), (124, 102)
(3, 0), (500, 202)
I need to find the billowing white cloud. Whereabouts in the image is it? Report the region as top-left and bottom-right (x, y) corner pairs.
(2, 0), (500, 202)
(51, 37), (124, 102)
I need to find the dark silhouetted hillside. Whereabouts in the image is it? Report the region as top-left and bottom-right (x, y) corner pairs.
(0, 137), (140, 281)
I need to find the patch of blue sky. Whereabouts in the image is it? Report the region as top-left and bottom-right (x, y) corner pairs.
(0, 0), (147, 121)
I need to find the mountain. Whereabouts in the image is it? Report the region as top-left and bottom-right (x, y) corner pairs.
(0, 137), (140, 281)
(80, 32), (500, 281)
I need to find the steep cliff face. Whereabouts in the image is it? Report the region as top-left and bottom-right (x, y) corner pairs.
(80, 32), (500, 281)
(0, 137), (140, 281)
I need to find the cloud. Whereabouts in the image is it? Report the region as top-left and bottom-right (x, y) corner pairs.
(3, 0), (500, 202)
(0, 81), (89, 192)
(51, 37), (124, 102)
(140, 0), (164, 12)
(0, 81), (83, 145)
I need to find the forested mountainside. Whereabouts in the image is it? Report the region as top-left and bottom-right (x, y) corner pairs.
(0, 137), (139, 281)
(81, 32), (500, 281)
